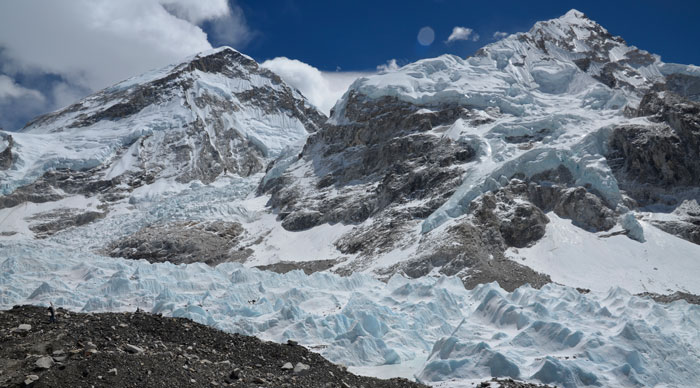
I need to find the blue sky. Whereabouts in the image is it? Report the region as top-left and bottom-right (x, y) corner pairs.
(223, 0), (700, 71)
(0, 0), (698, 131)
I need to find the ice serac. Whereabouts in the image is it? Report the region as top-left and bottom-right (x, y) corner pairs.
(260, 9), (700, 291)
(2, 252), (700, 388)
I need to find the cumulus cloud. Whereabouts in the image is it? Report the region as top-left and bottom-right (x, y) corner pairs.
(0, 75), (44, 102)
(376, 59), (399, 73)
(0, 75), (49, 131)
(0, 0), (251, 130)
(447, 26), (480, 43)
(493, 31), (509, 40)
(159, 0), (230, 24)
(261, 57), (366, 116)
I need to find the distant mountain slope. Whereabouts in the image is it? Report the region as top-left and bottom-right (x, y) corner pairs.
(260, 9), (700, 292)
(1, 47), (324, 201)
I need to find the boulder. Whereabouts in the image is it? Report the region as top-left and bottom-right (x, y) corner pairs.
(35, 356), (54, 370)
(293, 362), (310, 374)
(124, 344), (144, 354)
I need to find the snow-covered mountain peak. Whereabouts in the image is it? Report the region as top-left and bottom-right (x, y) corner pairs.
(266, 9), (700, 296)
(2, 45), (325, 195)
(22, 46), (310, 134)
(530, 8), (606, 42)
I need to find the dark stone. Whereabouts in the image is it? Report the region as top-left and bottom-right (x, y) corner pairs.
(281, 210), (324, 231)
(553, 187), (615, 232)
(0, 134), (13, 170)
(607, 92), (700, 204)
(29, 210), (108, 238)
(107, 221), (247, 265)
(499, 203), (549, 248)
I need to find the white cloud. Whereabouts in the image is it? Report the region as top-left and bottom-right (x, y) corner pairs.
(159, 0), (230, 24)
(207, 4), (253, 47)
(261, 57), (368, 116)
(0, 0), (252, 130)
(0, 0), (243, 91)
(493, 31), (509, 40)
(376, 59), (399, 73)
(0, 75), (44, 102)
(0, 75), (51, 131)
(447, 26), (479, 43)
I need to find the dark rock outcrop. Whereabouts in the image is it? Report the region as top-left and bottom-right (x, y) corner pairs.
(386, 219), (552, 292)
(471, 186), (550, 249)
(263, 92), (479, 234)
(29, 209), (108, 238)
(608, 92), (700, 192)
(107, 221), (249, 265)
(649, 200), (700, 245)
(553, 187), (616, 232)
(0, 133), (13, 170)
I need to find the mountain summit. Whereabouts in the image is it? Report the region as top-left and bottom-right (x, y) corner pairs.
(1, 47), (324, 207)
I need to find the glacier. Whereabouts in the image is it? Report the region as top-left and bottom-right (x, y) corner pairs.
(2, 239), (699, 387)
(1, 174), (699, 387)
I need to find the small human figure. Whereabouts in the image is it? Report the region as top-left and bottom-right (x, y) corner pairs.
(48, 302), (56, 323)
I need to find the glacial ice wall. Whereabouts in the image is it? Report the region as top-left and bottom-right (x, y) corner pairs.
(1, 241), (699, 388)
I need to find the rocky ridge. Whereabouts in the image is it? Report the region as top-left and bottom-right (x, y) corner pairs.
(0, 305), (558, 388)
(0, 305), (426, 388)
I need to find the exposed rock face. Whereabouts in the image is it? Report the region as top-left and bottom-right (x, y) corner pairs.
(470, 185), (550, 249)
(553, 187), (616, 232)
(107, 221), (249, 265)
(606, 92), (700, 243)
(255, 259), (342, 275)
(0, 133), (13, 170)
(29, 209), (108, 238)
(649, 200), (700, 245)
(0, 168), (120, 210)
(609, 92), (700, 192)
(263, 92), (478, 235)
(387, 218), (552, 292)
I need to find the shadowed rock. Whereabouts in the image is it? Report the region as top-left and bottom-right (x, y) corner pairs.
(107, 221), (249, 265)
